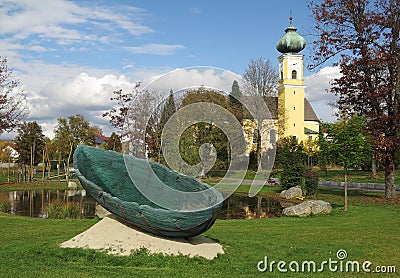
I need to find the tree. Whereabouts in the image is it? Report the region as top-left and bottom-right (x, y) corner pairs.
(243, 57), (279, 97)
(107, 132), (122, 152)
(228, 80), (244, 121)
(277, 137), (307, 190)
(309, 0), (400, 198)
(323, 114), (371, 211)
(0, 57), (29, 134)
(179, 87), (230, 173)
(243, 58), (279, 168)
(147, 90), (176, 162)
(14, 121), (45, 182)
(53, 114), (97, 181)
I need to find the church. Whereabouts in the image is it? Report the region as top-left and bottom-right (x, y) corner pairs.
(243, 17), (320, 154)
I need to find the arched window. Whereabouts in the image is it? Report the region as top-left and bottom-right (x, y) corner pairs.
(292, 70), (297, 79)
(280, 71), (283, 80)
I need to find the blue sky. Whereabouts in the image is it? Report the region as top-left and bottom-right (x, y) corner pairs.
(0, 0), (339, 139)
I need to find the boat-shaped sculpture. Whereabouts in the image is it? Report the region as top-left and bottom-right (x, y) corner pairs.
(73, 145), (223, 238)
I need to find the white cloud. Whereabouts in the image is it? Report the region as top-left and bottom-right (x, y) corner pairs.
(0, 0), (153, 54)
(27, 45), (52, 52)
(189, 7), (202, 14)
(125, 44), (186, 55)
(305, 66), (342, 122)
(24, 72), (135, 138)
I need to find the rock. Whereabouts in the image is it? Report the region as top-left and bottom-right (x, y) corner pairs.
(307, 200), (332, 215)
(282, 202), (312, 217)
(60, 214), (224, 260)
(96, 204), (111, 218)
(279, 186), (303, 199)
(68, 181), (78, 189)
(283, 200), (332, 217)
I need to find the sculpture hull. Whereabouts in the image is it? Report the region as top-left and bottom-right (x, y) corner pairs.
(73, 145), (223, 238)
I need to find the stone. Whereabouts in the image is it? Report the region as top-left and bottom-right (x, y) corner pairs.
(95, 204), (111, 218)
(307, 200), (332, 215)
(60, 215), (224, 260)
(279, 186), (303, 199)
(68, 181), (78, 189)
(282, 200), (332, 217)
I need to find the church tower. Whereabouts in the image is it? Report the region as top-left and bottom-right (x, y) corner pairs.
(276, 16), (307, 141)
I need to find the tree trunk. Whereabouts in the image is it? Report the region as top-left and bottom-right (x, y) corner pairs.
(7, 155), (10, 182)
(371, 154), (377, 178)
(66, 142), (73, 184)
(344, 167), (348, 212)
(384, 157), (397, 198)
(41, 149), (45, 182)
(57, 152), (61, 182)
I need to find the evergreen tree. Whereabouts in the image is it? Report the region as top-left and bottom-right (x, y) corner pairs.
(107, 132), (122, 152)
(277, 137), (307, 190)
(228, 80), (243, 121)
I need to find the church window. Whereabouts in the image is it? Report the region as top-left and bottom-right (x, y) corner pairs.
(292, 70), (297, 79)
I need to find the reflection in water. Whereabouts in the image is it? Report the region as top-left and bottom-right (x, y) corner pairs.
(218, 194), (282, 219)
(0, 190), (96, 218)
(0, 190), (282, 220)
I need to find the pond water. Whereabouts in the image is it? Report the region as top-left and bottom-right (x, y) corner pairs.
(0, 190), (96, 218)
(0, 190), (282, 220)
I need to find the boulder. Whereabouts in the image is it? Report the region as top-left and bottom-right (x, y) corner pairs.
(283, 200), (332, 217)
(279, 186), (303, 199)
(307, 200), (332, 215)
(282, 202), (311, 217)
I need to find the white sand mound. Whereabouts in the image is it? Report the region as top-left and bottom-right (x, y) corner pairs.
(60, 215), (224, 260)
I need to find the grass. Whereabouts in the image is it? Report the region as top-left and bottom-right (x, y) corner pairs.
(0, 180), (81, 191)
(202, 169), (399, 185)
(0, 187), (399, 277)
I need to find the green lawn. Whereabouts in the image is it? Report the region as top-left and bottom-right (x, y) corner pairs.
(0, 188), (399, 277)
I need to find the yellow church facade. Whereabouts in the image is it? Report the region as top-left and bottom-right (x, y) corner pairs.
(243, 17), (320, 154)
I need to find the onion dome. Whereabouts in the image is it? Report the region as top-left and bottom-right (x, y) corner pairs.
(276, 16), (306, 54)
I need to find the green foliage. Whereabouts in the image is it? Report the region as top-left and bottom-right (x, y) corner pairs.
(179, 88), (229, 170)
(228, 80), (243, 121)
(106, 132), (122, 152)
(14, 121), (45, 166)
(320, 114), (371, 170)
(0, 201), (11, 212)
(277, 137), (306, 190)
(303, 171), (319, 196)
(47, 200), (80, 219)
(147, 90), (176, 162)
(53, 114), (98, 161)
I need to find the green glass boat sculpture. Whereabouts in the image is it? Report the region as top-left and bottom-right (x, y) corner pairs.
(73, 145), (223, 237)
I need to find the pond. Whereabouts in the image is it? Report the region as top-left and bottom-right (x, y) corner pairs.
(0, 190), (282, 220)
(0, 189), (96, 219)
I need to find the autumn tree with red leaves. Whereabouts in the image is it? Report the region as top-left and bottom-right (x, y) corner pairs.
(309, 0), (400, 198)
(0, 57), (29, 134)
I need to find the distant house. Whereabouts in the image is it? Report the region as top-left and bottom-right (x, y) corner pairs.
(1, 143), (19, 167)
(94, 134), (110, 148)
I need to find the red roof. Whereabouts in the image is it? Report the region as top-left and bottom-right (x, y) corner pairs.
(95, 134), (110, 142)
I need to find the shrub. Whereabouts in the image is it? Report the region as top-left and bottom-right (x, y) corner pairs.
(303, 171), (319, 196)
(47, 200), (80, 219)
(280, 164), (306, 190)
(0, 201), (11, 213)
